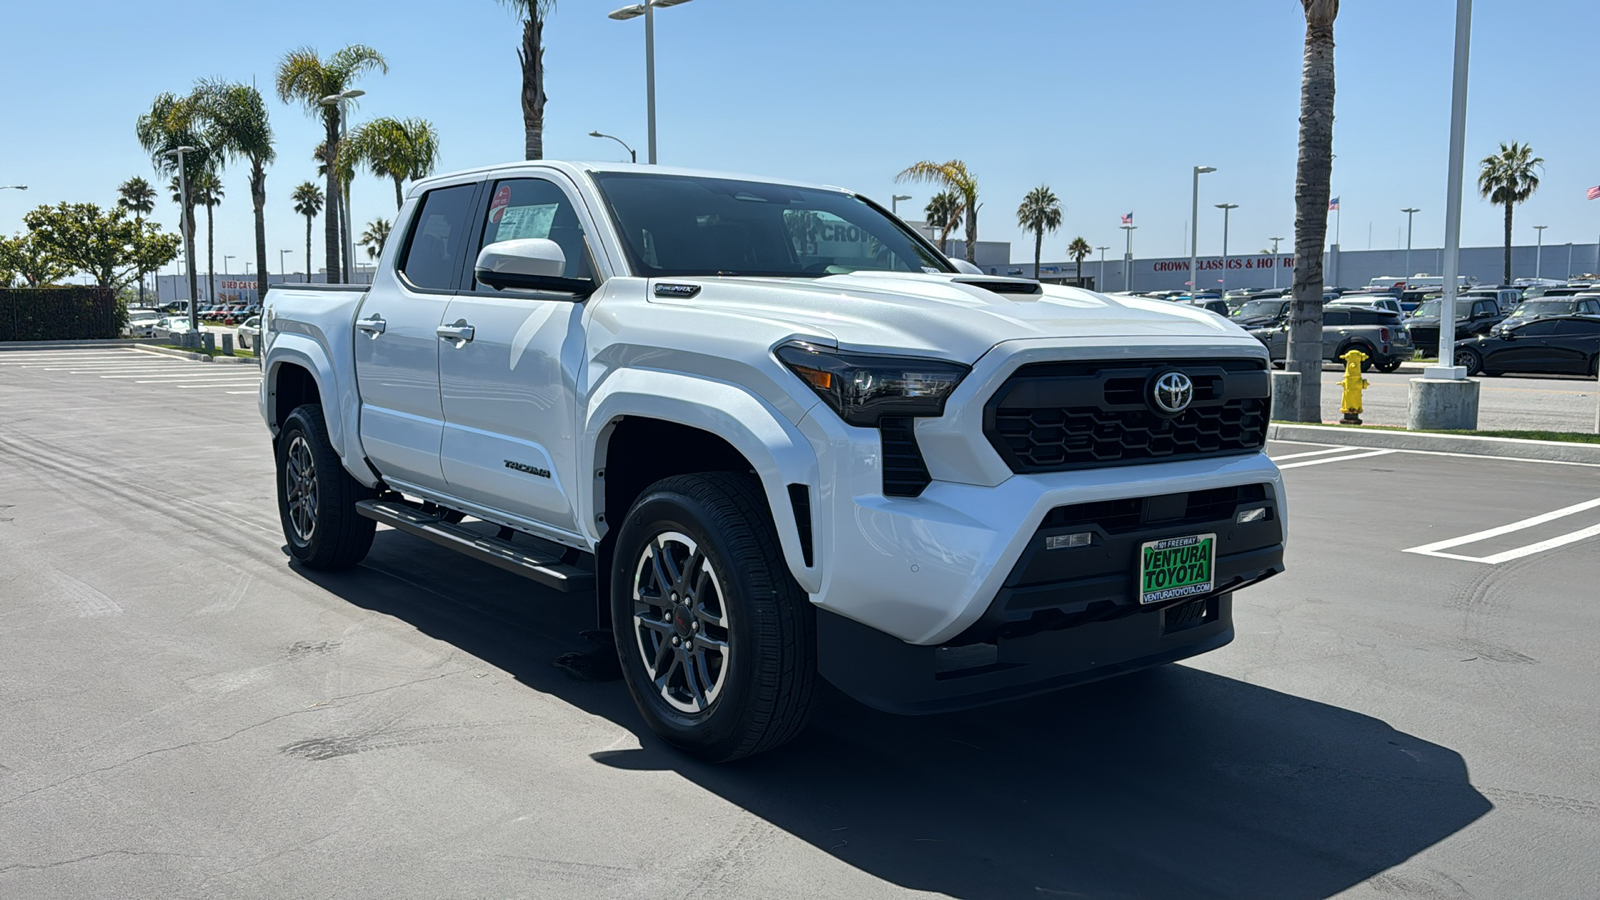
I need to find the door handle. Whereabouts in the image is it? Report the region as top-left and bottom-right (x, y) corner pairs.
(357, 314), (386, 335)
(436, 320), (475, 344)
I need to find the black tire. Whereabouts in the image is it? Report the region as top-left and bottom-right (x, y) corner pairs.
(1590, 355), (1599, 378)
(1455, 348), (1483, 377)
(1374, 358), (1402, 373)
(610, 472), (817, 762)
(276, 404), (376, 570)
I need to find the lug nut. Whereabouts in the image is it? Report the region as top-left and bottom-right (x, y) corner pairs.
(671, 636), (680, 646)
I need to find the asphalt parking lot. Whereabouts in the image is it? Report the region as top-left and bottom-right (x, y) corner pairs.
(2, 347), (1597, 899)
(1318, 369), (1600, 431)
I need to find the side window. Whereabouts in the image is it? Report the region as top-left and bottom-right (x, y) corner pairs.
(1473, 301), (1495, 318)
(1517, 320), (1561, 336)
(399, 184), (478, 291)
(1581, 300), (1600, 315)
(1555, 319), (1600, 335)
(475, 178), (593, 291)
(1322, 310), (1350, 327)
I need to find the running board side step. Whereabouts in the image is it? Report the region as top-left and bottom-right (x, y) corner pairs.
(355, 499), (594, 593)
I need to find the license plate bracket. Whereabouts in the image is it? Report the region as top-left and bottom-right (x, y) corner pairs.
(1138, 533), (1216, 605)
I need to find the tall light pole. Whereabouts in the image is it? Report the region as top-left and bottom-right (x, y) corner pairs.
(1215, 203), (1238, 294)
(279, 248), (293, 287)
(164, 146), (200, 335)
(1121, 224), (1138, 291)
(1270, 236), (1285, 289)
(1401, 207), (1421, 285)
(1097, 245), (1109, 292)
(223, 254), (236, 287)
(1533, 225), (1547, 281)
(1191, 166), (1216, 295)
(588, 130), (637, 163)
(891, 194), (912, 217)
(321, 88), (365, 283)
(1427, 0), (1473, 381)
(608, 0), (695, 165)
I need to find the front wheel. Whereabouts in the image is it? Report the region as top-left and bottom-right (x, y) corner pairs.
(1455, 348), (1483, 377)
(275, 404), (376, 570)
(611, 473), (817, 762)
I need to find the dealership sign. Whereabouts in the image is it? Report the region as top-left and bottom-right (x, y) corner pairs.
(1150, 255), (1293, 274)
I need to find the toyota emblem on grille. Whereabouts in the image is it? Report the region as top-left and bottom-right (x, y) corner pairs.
(1151, 371), (1194, 414)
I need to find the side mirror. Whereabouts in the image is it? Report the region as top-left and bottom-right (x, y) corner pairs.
(950, 258), (984, 276)
(475, 239), (595, 298)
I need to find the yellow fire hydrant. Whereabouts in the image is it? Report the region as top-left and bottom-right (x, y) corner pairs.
(1339, 349), (1369, 425)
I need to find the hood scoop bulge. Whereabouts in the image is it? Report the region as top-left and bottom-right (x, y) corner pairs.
(950, 277), (1043, 296)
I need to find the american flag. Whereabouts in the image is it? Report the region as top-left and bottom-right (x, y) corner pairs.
(1121, 212), (1133, 224)
(1328, 197), (1340, 211)
(1588, 186), (1600, 201)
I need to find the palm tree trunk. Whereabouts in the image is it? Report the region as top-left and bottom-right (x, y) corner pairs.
(205, 201), (215, 304)
(1503, 201), (1513, 285)
(519, 14), (548, 160)
(252, 163), (269, 300)
(304, 214), (313, 284)
(1286, 5), (1337, 423)
(964, 203), (979, 264)
(135, 216), (146, 307)
(394, 175), (404, 210)
(1034, 229), (1042, 280)
(324, 118), (343, 284)
(184, 199), (198, 309)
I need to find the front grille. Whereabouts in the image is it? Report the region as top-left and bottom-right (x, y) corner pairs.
(985, 358), (1270, 473)
(1040, 484), (1269, 536)
(879, 417), (932, 497)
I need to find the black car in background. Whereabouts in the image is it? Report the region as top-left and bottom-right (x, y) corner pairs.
(1489, 295), (1600, 336)
(1230, 298), (1293, 328)
(1454, 316), (1600, 377)
(1406, 296), (1507, 355)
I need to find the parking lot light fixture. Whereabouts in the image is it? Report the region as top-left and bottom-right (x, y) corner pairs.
(1270, 236), (1285, 289)
(1401, 208), (1421, 285)
(321, 90), (365, 282)
(891, 194), (912, 217)
(1425, 0), (1473, 382)
(280, 249), (293, 284)
(607, 0), (694, 164)
(0, 185), (26, 191)
(1215, 203), (1239, 295)
(1120, 224), (1137, 291)
(588, 130), (637, 163)
(1097, 245), (1109, 291)
(1533, 225), (1547, 280)
(1191, 166), (1216, 296)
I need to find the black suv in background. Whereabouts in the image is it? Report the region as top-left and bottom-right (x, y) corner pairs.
(1406, 296), (1507, 356)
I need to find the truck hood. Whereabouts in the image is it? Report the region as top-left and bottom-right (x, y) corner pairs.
(647, 271), (1251, 362)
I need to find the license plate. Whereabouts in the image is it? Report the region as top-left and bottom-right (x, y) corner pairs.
(1138, 534), (1216, 605)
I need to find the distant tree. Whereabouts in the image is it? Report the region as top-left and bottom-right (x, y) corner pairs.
(22, 202), (180, 290)
(276, 45), (388, 283)
(292, 181), (325, 282)
(1286, 0), (1340, 423)
(341, 117), (441, 208)
(137, 91), (215, 305)
(360, 218), (392, 260)
(198, 80), (276, 299)
(1015, 185), (1063, 279)
(498, 0), (556, 160)
(1067, 237), (1093, 285)
(898, 161), (980, 263)
(117, 176), (158, 304)
(192, 170), (224, 302)
(0, 232), (73, 287)
(923, 192), (964, 256)
(1478, 141), (1543, 286)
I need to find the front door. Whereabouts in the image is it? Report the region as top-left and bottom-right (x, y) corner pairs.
(354, 180), (480, 491)
(437, 175), (599, 538)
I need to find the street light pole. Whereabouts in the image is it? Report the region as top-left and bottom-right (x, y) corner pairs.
(1215, 203), (1238, 294)
(1097, 245), (1109, 292)
(891, 194), (912, 217)
(321, 89), (365, 284)
(608, 0), (694, 165)
(1402, 207), (1421, 285)
(280, 249), (293, 287)
(1533, 225), (1547, 281)
(1270, 236), (1285, 289)
(163, 146), (200, 335)
(1191, 166), (1216, 296)
(1427, 0), (1473, 381)
(588, 130), (637, 163)
(1121, 224), (1138, 292)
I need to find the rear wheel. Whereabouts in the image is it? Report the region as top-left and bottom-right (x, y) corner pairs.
(276, 404), (376, 570)
(1374, 358), (1402, 373)
(1455, 348), (1483, 377)
(611, 473), (817, 762)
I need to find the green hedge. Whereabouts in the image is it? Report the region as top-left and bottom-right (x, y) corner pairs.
(0, 287), (120, 341)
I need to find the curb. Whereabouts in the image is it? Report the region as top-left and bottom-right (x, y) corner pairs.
(135, 344), (260, 364)
(0, 339), (156, 351)
(1267, 423), (1600, 464)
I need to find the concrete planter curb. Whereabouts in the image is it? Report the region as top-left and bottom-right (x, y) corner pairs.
(0, 339), (155, 351)
(1268, 422), (1600, 464)
(134, 344), (260, 365)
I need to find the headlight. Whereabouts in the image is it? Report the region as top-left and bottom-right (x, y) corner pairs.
(776, 342), (969, 427)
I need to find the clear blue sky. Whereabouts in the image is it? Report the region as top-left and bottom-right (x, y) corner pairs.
(2, 0), (1597, 278)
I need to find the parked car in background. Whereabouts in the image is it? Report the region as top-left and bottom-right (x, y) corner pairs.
(1181, 298), (1232, 317)
(154, 316), (194, 339)
(124, 310), (164, 338)
(1460, 286), (1524, 310)
(1250, 306), (1412, 372)
(235, 315), (262, 349)
(1329, 292), (1405, 315)
(1489, 295), (1600, 335)
(1405, 296), (1506, 355)
(1231, 298), (1293, 328)
(1455, 316), (1600, 377)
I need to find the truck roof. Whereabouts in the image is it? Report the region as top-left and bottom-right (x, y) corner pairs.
(407, 160), (850, 203)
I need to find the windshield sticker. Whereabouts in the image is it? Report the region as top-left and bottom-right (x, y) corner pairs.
(488, 184), (513, 225)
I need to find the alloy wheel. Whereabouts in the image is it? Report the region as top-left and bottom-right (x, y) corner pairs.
(284, 434), (319, 544)
(632, 531), (732, 714)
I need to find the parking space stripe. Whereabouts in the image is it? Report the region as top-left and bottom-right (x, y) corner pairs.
(174, 382), (262, 389)
(1276, 449), (1396, 469)
(1269, 446), (1363, 462)
(1403, 497), (1600, 564)
(97, 372), (260, 379)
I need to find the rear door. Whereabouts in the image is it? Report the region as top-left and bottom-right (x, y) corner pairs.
(353, 179), (481, 491)
(1493, 320), (1563, 372)
(1550, 319), (1600, 374)
(435, 172), (603, 538)
(1320, 308), (1351, 359)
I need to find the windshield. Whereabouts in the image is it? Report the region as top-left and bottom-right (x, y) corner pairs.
(1233, 300), (1286, 318)
(1509, 300), (1573, 319)
(1409, 297), (1460, 318)
(592, 172), (952, 278)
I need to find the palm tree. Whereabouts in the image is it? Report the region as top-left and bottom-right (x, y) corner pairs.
(192, 170), (224, 303)
(137, 91), (214, 307)
(923, 192), (965, 255)
(361, 218), (392, 261)
(291, 182), (325, 282)
(898, 161), (980, 263)
(198, 80), (276, 300)
(118, 176), (157, 304)
(1015, 185), (1062, 279)
(1478, 142), (1543, 286)
(1067, 237), (1093, 286)
(312, 141), (356, 268)
(499, 1), (556, 160)
(341, 117), (441, 208)
(1285, 0), (1339, 423)
(276, 45), (388, 284)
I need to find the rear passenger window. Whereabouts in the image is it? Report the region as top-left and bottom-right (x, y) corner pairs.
(1322, 310), (1350, 326)
(1556, 319), (1600, 335)
(400, 184), (478, 291)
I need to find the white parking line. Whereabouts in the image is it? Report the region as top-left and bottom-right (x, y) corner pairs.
(225, 391), (259, 395)
(1276, 449), (1397, 469)
(1269, 446), (1362, 462)
(174, 382), (262, 389)
(98, 372), (258, 380)
(1404, 497), (1600, 564)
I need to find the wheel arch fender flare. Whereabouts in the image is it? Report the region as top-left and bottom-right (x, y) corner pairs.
(265, 335), (379, 487)
(583, 369), (823, 594)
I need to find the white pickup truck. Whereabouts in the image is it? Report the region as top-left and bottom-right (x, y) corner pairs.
(259, 161), (1286, 760)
